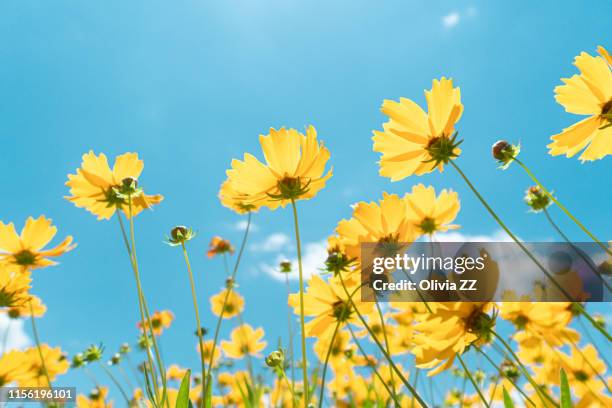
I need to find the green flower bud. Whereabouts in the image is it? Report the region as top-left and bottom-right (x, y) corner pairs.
(166, 225), (196, 246)
(265, 349), (285, 368)
(492, 140), (520, 169)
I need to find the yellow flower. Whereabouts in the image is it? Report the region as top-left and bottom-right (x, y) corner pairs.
(166, 364), (188, 381)
(224, 126), (332, 210)
(598, 45), (612, 66)
(0, 349), (31, 386)
(197, 339), (221, 368)
(65, 151), (163, 220)
(558, 344), (607, 398)
(288, 275), (373, 338)
(336, 192), (420, 261)
(412, 302), (494, 376)
(219, 180), (257, 214)
(221, 323), (267, 359)
(373, 77), (463, 181)
(0, 264), (32, 308)
(313, 329), (356, 372)
(5, 295), (47, 319)
(404, 184), (460, 235)
(548, 48), (612, 161)
(269, 377), (295, 408)
(76, 386), (113, 408)
(500, 302), (579, 347)
(18, 344), (69, 387)
(210, 288), (244, 319)
(207, 236), (234, 258)
(371, 363), (409, 403)
(0, 216), (75, 269)
(138, 310), (174, 336)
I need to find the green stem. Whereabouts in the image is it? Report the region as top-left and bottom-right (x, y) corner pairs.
(99, 361), (131, 404)
(514, 158), (611, 257)
(337, 273), (429, 407)
(204, 212), (252, 397)
(457, 354), (490, 408)
(1, 318), (10, 353)
(317, 321), (341, 408)
(473, 345), (536, 407)
(491, 331), (558, 408)
(290, 199), (309, 408)
(374, 297), (398, 404)
(29, 300), (52, 388)
(280, 367), (298, 404)
(450, 161), (611, 341)
(123, 200), (167, 406)
(285, 271), (296, 397)
(181, 242), (207, 406)
(347, 325), (402, 407)
(542, 208), (611, 292)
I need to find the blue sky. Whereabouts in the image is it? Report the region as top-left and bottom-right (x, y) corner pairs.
(1, 0), (610, 402)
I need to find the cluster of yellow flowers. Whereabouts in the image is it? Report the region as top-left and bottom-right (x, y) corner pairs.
(0, 45), (610, 408)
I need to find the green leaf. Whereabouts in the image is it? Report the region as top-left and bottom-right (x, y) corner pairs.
(204, 374), (213, 408)
(175, 369), (191, 408)
(502, 388), (515, 408)
(560, 368), (573, 408)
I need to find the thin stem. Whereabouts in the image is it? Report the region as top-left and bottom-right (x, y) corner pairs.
(99, 362), (131, 404)
(181, 242), (207, 405)
(290, 199), (309, 408)
(337, 273), (429, 407)
(280, 368), (298, 404)
(29, 301), (52, 388)
(347, 325), (402, 407)
(120, 202), (165, 405)
(116, 212), (160, 403)
(473, 345), (535, 407)
(557, 333), (612, 394)
(118, 364), (137, 392)
(127, 198), (167, 400)
(492, 331), (558, 408)
(317, 321), (341, 408)
(457, 353), (490, 408)
(1, 318), (10, 353)
(285, 271), (296, 396)
(542, 208), (611, 292)
(374, 298), (398, 404)
(450, 161), (611, 341)
(514, 158), (611, 257)
(236, 311), (255, 381)
(204, 212), (252, 397)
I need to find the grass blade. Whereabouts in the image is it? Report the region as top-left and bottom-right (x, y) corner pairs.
(560, 368), (572, 408)
(503, 388), (515, 408)
(175, 369), (191, 408)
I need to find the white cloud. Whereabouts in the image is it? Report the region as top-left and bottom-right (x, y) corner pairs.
(260, 239), (328, 282)
(442, 12), (460, 28)
(0, 315), (31, 355)
(234, 220), (258, 232)
(250, 233), (291, 252)
(435, 229), (513, 242)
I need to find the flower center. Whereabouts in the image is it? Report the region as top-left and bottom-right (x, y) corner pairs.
(331, 300), (352, 322)
(513, 315), (529, 329)
(574, 370), (589, 382)
(375, 234), (402, 257)
(465, 308), (495, 343)
(269, 176), (312, 200)
(418, 217), (437, 234)
(424, 133), (462, 168)
(601, 99), (612, 116)
(14, 250), (36, 266)
(0, 290), (17, 307)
